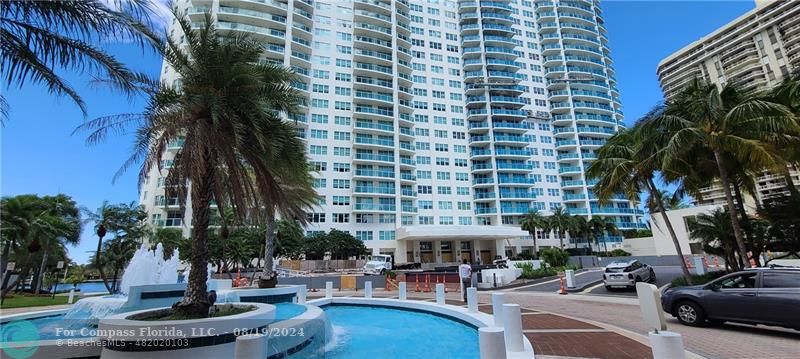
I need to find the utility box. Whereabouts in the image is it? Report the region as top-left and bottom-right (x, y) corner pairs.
(341, 275), (357, 290)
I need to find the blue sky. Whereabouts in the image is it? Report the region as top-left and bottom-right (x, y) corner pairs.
(1, 1), (755, 264)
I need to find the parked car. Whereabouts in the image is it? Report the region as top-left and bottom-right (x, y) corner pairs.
(603, 260), (655, 289)
(363, 255), (393, 275)
(661, 267), (800, 329)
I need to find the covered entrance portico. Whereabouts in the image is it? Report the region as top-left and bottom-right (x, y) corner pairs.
(395, 225), (528, 269)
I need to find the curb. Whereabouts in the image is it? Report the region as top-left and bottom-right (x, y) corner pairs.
(476, 269), (590, 291)
(566, 278), (603, 293)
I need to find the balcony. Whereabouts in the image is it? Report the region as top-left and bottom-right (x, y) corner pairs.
(354, 169), (395, 178)
(475, 208), (498, 215)
(354, 203), (396, 212)
(354, 186), (396, 195)
(558, 166), (582, 174)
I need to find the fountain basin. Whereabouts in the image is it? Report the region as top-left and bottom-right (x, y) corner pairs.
(99, 302), (275, 359)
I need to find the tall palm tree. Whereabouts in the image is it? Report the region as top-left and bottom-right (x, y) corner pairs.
(588, 216), (618, 254)
(0, 0), (160, 122)
(568, 215), (589, 250)
(76, 13), (315, 317)
(654, 79), (800, 268)
(586, 122), (694, 284)
(520, 210), (546, 258)
(82, 201), (146, 292)
(547, 207), (572, 249)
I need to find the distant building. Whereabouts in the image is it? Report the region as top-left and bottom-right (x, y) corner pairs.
(656, 0), (800, 213)
(622, 205), (721, 257)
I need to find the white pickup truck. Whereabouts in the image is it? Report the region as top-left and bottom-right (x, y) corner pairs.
(363, 255), (393, 275)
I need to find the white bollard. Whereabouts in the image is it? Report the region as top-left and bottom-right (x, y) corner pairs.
(649, 331), (686, 359)
(492, 292), (505, 326)
(479, 327), (507, 359)
(297, 285), (307, 304)
(435, 283), (445, 304)
(234, 334), (266, 359)
(325, 281), (333, 299)
(365, 281), (373, 298)
(467, 287), (478, 313)
(68, 289), (75, 304)
(502, 304), (524, 352)
(565, 269), (576, 288)
(399, 282), (407, 301)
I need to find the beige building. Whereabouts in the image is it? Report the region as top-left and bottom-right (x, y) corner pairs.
(656, 0), (800, 212)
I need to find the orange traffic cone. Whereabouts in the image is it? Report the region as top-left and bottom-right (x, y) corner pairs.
(702, 257), (709, 269)
(415, 274), (420, 292)
(713, 257), (720, 268)
(424, 274), (431, 292)
(558, 276), (568, 295)
(685, 255), (694, 269)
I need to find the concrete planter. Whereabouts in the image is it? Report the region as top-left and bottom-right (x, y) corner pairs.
(99, 303), (275, 359)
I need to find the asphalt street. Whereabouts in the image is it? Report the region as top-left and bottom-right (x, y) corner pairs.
(514, 266), (692, 297)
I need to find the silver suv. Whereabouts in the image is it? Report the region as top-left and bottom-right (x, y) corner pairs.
(603, 260), (655, 289)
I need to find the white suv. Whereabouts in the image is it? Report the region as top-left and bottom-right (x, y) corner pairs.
(603, 260), (655, 289)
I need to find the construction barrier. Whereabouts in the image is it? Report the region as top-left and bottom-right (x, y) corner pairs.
(405, 272), (461, 293)
(713, 257), (720, 268)
(684, 255), (694, 269)
(340, 275), (357, 291)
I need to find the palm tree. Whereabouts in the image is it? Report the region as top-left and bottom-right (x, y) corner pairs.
(547, 207), (573, 249)
(76, 13), (314, 317)
(588, 216), (618, 254)
(0, 0), (160, 123)
(567, 215), (589, 251)
(586, 121), (694, 284)
(645, 190), (689, 214)
(654, 79), (800, 268)
(82, 201), (146, 292)
(520, 210), (546, 258)
(688, 208), (740, 272)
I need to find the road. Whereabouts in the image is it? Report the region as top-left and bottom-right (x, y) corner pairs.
(583, 266), (687, 297)
(513, 266), (687, 297)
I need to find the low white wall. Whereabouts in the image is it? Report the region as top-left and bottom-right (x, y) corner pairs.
(480, 268), (521, 287)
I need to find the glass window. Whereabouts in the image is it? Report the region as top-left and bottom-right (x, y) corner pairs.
(716, 273), (758, 289)
(762, 272), (800, 288)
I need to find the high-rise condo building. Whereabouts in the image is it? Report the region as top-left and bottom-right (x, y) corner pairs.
(141, 0), (644, 266)
(656, 0), (800, 213)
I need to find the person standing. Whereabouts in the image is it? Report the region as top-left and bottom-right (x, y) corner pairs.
(459, 259), (472, 302)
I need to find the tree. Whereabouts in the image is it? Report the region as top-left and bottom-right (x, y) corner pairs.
(645, 190), (689, 214)
(568, 215), (589, 251)
(0, 194), (81, 297)
(519, 210), (546, 259)
(275, 220), (304, 260)
(547, 207), (572, 249)
(0, 0), (160, 123)
(99, 237), (139, 292)
(586, 121), (694, 284)
(327, 230), (369, 260)
(76, 13), (315, 317)
(82, 201), (147, 292)
(150, 228), (184, 260)
(655, 79), (800, 268)
(689, 208), (741, 271)
(588, 216), (618, 254)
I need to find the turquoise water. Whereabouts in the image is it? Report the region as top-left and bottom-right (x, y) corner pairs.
(1, 302), (306, 342)
(51, 282), (110, 294)
(312, 305), (479, 359)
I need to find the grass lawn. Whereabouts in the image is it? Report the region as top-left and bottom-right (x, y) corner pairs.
(0, 294), (74, 309)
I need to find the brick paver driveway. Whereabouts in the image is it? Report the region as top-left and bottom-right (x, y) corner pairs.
(493, 291), (800, 359)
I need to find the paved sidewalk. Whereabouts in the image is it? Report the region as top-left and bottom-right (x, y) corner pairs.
(494, 291), (800, 359)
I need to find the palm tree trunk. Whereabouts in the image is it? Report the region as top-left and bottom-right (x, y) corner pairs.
(0, 240), (11, 286)
(34, 250), (48, 294)
(532, 234), (538, 259)
(263, 216), (277, 279)
(94, 235), (112, 293)
(648, 179), (693, 284)
(175, 157), (213, 318)
(713, 150), (751, 268)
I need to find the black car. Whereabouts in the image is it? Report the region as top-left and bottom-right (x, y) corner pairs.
(660, 267), (800, 329)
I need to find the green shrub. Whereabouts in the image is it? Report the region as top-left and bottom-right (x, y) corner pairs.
(670, 271), (728, 288)
(609, 249), (631, 257)
(540, 248), (569, 268)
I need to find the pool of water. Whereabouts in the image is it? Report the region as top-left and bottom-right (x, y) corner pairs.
(300, 305), (479, 359)
(1, 302), (308, 342)
(51, 282), (110, 294)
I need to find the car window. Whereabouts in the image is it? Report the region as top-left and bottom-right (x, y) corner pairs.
(762, 272), (800, 288)
(717, 273), (758, 289)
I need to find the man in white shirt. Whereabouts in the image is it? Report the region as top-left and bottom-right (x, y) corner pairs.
(459, 259), (472, 302)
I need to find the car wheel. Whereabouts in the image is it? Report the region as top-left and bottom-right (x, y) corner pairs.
(649, 269), (656, 283)
(676, 301), (706, 326)
(605, 286), (612, 291)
